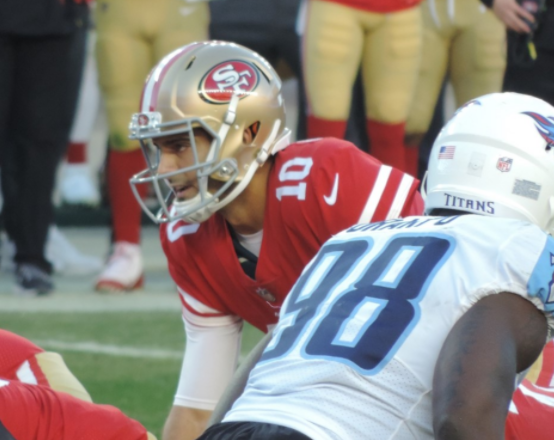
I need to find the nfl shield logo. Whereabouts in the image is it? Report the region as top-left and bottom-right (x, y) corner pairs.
(496, 157), (513, 172)
(256, 288), (276, 303)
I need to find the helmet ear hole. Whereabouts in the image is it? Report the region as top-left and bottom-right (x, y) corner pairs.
(248, 121), (261, 142)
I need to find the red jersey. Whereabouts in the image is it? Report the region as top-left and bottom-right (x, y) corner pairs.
(320, 0), (422, 13)
(0, 330), (47, 386)
(0, 379), (148, 440)
(161, 138), (422, 332)
(506, 379), (554, 440)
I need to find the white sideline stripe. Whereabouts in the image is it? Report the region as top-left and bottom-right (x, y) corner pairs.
(34, 340), (183, 360)
(0, 295), (181, 313)
(34, 339), (247, 363)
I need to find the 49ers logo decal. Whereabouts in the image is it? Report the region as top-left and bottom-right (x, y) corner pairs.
(199, 60), (259, 104)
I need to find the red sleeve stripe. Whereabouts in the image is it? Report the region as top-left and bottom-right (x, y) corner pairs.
(386, 173), (416, 220)
(358, 165), (392, 223)
(537, 342), (554, 387)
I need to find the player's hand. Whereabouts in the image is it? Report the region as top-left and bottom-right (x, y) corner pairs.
(492, 0), (535, 33)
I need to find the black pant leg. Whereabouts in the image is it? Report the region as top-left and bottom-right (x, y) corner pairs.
(0, 36), (16, 234)
(5, 26), (87, 272)
(199, 421), (312, 440)
(272, 0), (307, 141)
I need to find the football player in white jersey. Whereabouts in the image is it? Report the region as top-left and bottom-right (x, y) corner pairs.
(197, 92), (554, 440)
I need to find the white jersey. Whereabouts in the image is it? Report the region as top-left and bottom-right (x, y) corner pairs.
(224, 215), (554, 440)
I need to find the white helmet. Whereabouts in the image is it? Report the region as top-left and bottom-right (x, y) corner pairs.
(424, 92), (554, 234)
(128, 41), (290, 224)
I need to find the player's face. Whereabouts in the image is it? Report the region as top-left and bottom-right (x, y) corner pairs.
(155, 128), (213, 201)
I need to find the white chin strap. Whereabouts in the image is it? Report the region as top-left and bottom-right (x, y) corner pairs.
(172, 192), (216, 223)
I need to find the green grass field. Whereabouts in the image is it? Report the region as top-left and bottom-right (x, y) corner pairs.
(0, 311), (264, 438)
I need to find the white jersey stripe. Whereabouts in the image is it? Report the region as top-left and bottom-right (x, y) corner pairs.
(16, 361), (38, 385)
(520, 382), (554, 408)
(179, 287), (241, 327)
(386, 173), (415, 220)
(357, 165), (392, 223)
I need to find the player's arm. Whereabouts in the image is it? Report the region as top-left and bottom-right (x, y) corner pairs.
(0, 330), (91, 402)
(163, 407), (211, 440)
(33, 351), (92, 402)
(162, 308), (243, 440)
(433, 292), (548, 440)
(208, 331), (273, 426)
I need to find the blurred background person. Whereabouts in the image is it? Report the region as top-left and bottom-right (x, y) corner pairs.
(209, 0), (307, 141)
(485, 0), (540, 33)
(492, 0), (554, 106)
(60, 22), (102, 208)
(302, 0), (423, 173)
(404, 0), (506, 178)
(0, 0), (91, 295)
(1, 8), (103, 279)
(209, 0), (374, 152)
(93, 0), (209, 292)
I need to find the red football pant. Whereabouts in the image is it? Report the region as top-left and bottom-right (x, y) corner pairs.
(107, 149), (147, 244)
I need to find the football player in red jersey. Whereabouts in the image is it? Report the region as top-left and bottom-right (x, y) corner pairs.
(0, 378), (156, 440)
(0, 329), (91, 402)
(0, 330), (158, 440)
(128, 41), (424, 440)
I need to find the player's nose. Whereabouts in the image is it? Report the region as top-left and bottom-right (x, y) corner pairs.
(157, 152), (181, 175)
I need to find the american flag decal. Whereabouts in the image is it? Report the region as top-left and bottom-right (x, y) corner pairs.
(438, 145), (455, 159)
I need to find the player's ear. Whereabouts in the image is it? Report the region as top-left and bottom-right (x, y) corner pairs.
(243, 127), (253, 144)
(243, 122), (259, 145)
